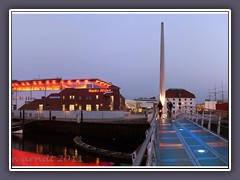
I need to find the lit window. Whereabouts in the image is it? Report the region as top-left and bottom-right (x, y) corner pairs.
(69, 104), (75, 111)
(109, 105), (113, 111)
(96, 95), (99, 100)
(39, 104), (43, 111)
(86, 104), (92, 111)
(96, 104), (99, 111)
(79, 105), (82, 110)
(62, 104), (65, 111)
(63, 95), (65, 100)
(70, 95), (72, 99)
(72, 95), (75, 100)
(110, 96), (114, 102)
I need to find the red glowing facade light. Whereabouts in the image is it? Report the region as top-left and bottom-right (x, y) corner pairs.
(33, 81), (36, 85)
(38, 81), (42, 85)
(76, 80), (80, 83)
(85, 80), (89, 83)
(52, 80), (56, 84)
(26, 82), (30, 85)
(46, 81), (49, 84)
(21, 82), (25, 86)
(68, 80), (72, 84)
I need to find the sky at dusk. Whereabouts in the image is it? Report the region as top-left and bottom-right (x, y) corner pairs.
(11, 11), (229, 104)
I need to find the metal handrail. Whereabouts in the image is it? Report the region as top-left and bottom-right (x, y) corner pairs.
(132, 110), (158, 166)
(132, 124), (154, 166)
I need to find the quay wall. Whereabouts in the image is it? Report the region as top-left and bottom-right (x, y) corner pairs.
(23, 120), (150, 141)
(12, 110), (126, 121)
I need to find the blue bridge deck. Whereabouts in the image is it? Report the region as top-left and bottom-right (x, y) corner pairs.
(155, 118), (229, 166)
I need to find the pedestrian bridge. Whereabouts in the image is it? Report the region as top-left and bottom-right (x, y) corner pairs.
(132, 108), (229, 167)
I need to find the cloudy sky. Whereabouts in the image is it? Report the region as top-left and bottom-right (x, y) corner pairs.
(11, 11), (229, 103)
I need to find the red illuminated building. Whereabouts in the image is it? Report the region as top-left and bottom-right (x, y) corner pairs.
(12, 78), (125, 111)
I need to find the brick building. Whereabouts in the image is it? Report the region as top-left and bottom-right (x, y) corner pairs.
(13, 78), (125, 111)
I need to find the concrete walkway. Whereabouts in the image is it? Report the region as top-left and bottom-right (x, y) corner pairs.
(155, 118), (229, 166)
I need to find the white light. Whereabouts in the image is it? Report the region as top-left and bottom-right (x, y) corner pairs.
(196, 149), (207, 153)
(179, 129), (183, 131)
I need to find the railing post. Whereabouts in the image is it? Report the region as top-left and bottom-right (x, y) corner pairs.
(196, 110), (199, 124)
(201, 110), (204, 127)
(217, 116), (221, 136)
(208, 111), (211, 130)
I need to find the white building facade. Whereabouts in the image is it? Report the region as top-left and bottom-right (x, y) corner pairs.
(165, 88), (196, 115)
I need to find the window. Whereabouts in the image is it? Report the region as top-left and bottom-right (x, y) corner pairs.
(86, 96), (92, 100)
(109, 105), (113, 111)
(178, 102), (181, 106)
(96, 95), (99, 100)
(96, 104), (99, 111)
(86, 104), (91, 111)
(79, 105), (82, 110)
(79, 96), (82, 100)
(72, 95), (75, 100)
(185, 98), (187, 101)
(110, 96), (114, 102)
(190, 102), (192, 105)
(62, 104), (65, 111)
(69, 104), (75, 111)
(173, 102), (175, 105)
(70, 95), (75, 100)
(39, 104), (43, 111)
(63, 95), (65, 100)
(179, 98), (181, 101)
(190, 98), (192, 101)
(173, 98), (175, 101)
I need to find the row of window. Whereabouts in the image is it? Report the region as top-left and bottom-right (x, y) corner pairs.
(12, 96), (32, 101)
(171, 105), (194, 109)
(172, 102), (193, 105)
(168, 98), (193, 101)
(38, 104), (114, 111)
(63, 104), (114, 111)
(63, 95), (100, 100)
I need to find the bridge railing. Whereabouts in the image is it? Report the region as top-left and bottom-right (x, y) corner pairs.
(180, 106), (229, 139)
(132, 108), (158, 166)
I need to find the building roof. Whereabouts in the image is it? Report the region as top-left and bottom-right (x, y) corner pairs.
(166, 88), (195, 98)
(12, 78), (119, 91)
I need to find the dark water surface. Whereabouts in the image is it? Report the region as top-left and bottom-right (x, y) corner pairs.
(12, 132), (142, 166)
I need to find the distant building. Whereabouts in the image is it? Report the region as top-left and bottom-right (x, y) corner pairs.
(165, 88), (196, 114)
(125, 97), (157, 113)
(216, 102), (228, 111)
(12, 78), (125, 111)
(204, 100), (218, 110)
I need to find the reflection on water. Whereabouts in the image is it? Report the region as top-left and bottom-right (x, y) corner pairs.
(12, 132), (140, 166)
